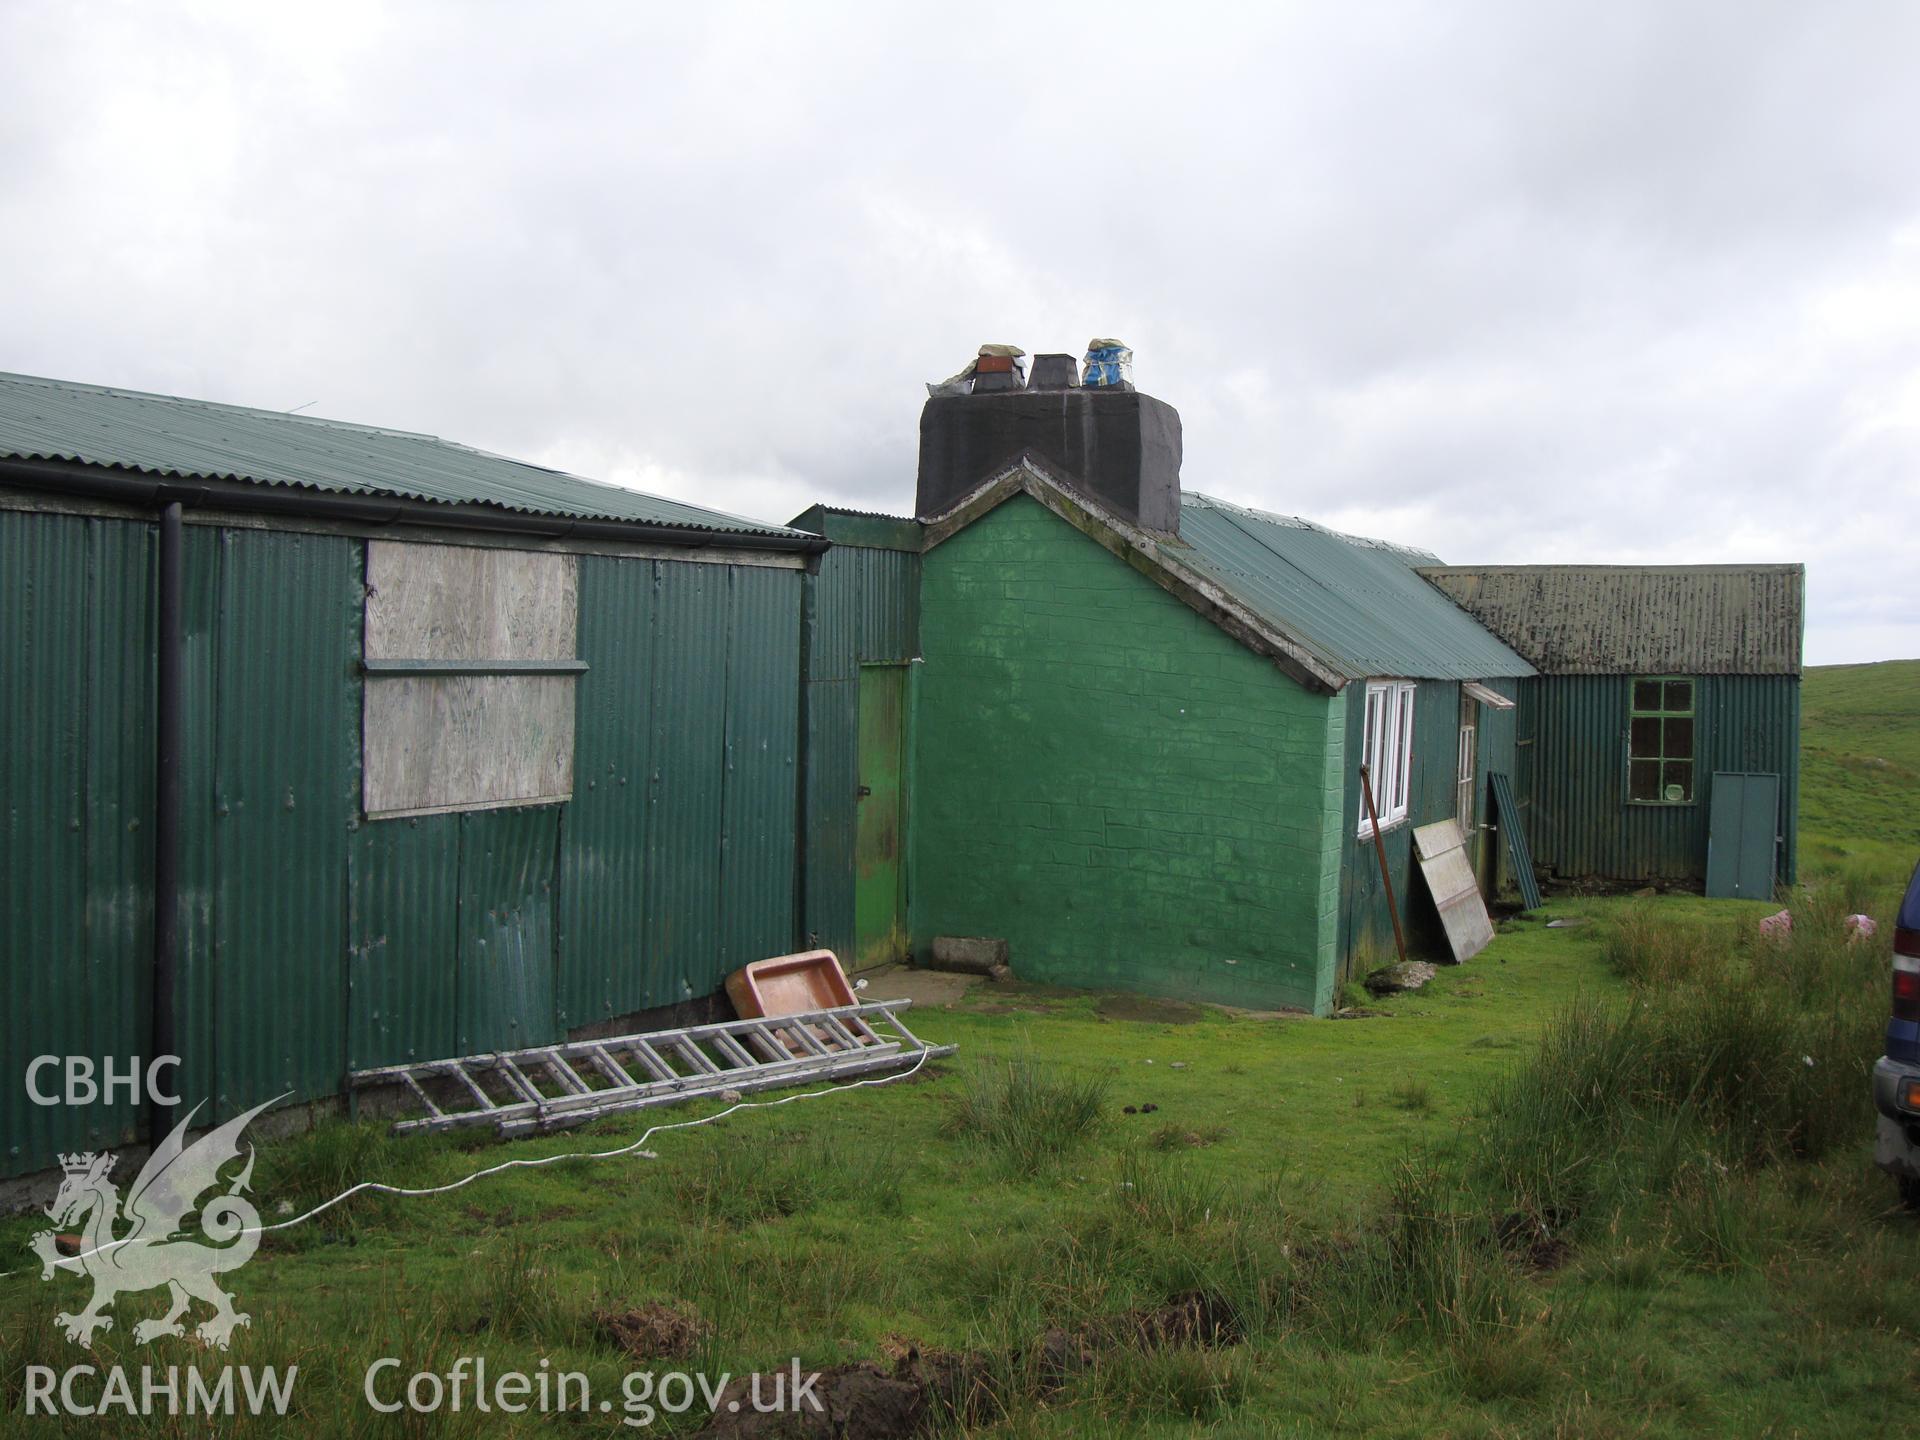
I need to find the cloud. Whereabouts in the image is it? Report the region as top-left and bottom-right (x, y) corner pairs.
(1, 0), (1915, 662)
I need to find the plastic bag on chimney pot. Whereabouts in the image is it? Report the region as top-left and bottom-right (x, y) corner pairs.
(926, 343), (1028, 397)
(1083, 338), (1134, 389)
(926, 364), (975, 399)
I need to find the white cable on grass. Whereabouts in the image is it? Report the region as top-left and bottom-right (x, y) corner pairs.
(10, 1046), (934, 1273)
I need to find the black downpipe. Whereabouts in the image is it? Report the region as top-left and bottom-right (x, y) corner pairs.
(149, 502), (182, 1150)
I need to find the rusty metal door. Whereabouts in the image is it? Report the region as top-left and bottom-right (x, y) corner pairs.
(854, 664), (907, 969)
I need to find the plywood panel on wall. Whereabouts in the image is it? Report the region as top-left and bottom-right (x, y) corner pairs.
(363, 542), (579, 817)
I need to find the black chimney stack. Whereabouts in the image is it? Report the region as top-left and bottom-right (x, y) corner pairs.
(914, 347), (1183, 535)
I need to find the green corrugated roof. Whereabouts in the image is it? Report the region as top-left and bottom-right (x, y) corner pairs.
(1165, 495), (1536, 682)
(788, 503), (924, 551)
(0, 371), (807, 538)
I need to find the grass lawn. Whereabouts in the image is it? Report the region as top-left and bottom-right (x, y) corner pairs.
(2, 662), (1916, 1437)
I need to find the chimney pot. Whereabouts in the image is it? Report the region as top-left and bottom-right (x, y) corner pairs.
(1027, 354), (1081, 390)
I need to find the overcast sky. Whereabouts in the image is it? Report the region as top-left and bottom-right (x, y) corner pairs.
(3, 3), (1915, 664)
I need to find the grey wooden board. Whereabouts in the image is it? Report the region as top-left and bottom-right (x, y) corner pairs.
(366, 541), (577, 661)
(363, 542), (579, 815)
(1705, 771), (1780, 900)
(1487, 772), (1542, 910)
(364, 673), (574, 816)
(1412, 818), (1495, 963)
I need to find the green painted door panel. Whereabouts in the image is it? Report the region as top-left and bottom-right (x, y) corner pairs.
(1705, 771), (1780, 901)
(348, 814), (461, 1069)
(854, 664), (906, 969)
(457, 806), (561, 1053)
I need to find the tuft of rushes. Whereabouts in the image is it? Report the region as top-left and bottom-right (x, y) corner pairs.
(944, 1054), (1110, 1176)
(1469, 882), (1896, 1233)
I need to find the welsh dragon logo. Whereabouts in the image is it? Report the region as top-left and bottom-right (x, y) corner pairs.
(30, 1096), (282, 1349)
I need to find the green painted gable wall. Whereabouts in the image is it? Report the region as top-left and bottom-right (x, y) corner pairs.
(912, 494), (1344, 1014)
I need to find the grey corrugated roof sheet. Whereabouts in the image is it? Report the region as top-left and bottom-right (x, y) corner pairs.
(1419, 564), (1804, 675)
(0, 371), (807, 538)
(1166, 495), (1536, 682)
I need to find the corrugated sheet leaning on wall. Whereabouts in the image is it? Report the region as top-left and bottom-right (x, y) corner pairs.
(0, 504), (809, 1177)
(799, 538), (920, 962)
(1523, 674), (1800, 885)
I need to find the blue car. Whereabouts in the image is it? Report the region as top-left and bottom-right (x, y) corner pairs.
(1874, 861), (1920, 1206)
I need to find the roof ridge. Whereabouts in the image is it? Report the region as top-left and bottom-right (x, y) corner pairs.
(0, 370), (452, 444)
(1420, 562), (1804, 574)
(1184, 490), (1439, 562)
(1183, 491), (1310, 529)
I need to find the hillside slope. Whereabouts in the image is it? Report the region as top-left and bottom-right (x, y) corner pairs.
(1800, 657), (1920, 875)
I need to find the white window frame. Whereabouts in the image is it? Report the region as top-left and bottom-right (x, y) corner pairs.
(1457, 717), (1476, 833)
(1358, 679), (1417, 838)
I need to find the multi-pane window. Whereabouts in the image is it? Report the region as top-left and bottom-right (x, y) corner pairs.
(1359, 680), (1417, 836)
(1628, 677), (1694, 804)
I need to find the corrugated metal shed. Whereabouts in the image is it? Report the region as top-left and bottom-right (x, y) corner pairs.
(1167, 495), (1536, 683)
(1, 496), (814, 1178)
(1419, 565), (1804, 675)
(1521, 673), (1799, 884)
(0, 371), (807, 538)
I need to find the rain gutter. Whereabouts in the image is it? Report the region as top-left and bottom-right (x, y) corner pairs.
(0, 457), (832, 555)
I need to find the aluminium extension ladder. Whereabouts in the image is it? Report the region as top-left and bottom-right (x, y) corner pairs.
(350, 1000), (954, 1139)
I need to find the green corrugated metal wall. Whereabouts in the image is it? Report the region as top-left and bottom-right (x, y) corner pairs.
(348, 814), (460, 1069)
(457, 807), (561, 1054)
(1337, 676), (1521, 976)
(1, 505), (808, 1178)
(4, 513), (148, 1170)
(210, 530), (360, 1116)
(719, 566), (804, 976)
(1522, 673), (1800, 885)
(799, 540), (919, 962)
(642, 562), (731, 1005)
(558, 554), (658, 1025)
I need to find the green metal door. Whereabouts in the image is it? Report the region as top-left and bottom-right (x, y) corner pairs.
(1705, 772), (1780, 900)
(854, 664), (907, 969)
